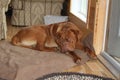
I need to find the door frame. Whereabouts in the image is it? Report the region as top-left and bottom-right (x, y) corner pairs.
(94, 0), (120, 79)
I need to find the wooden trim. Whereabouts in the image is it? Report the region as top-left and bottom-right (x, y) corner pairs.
(86, 0), (91, 29)
(87, 0), (96, 31)
(93, 0), (108, 55)
(69, 13), (86, 29)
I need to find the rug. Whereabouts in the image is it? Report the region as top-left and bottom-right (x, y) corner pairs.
(36, 72), (114, 80)
(0, 41), (90, 80)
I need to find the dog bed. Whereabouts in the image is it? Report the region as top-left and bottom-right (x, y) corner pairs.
(0, 41), (90, 80)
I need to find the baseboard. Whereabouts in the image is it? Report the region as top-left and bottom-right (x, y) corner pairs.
(97, 52), (120, 79)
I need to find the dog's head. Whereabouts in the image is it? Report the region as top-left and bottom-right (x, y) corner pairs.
(55, 29), (82, 53)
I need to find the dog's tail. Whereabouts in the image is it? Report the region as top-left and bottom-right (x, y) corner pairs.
(11, 36), (20, 45)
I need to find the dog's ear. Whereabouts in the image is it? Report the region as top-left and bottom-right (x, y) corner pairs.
(71, 29), (83, 41)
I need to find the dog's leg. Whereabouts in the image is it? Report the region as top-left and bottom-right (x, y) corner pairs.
(39, 46), (57, 52)
(35, 42), (57, 52)
(68, 51), (81, 64)
(76, 42), (97, 59)
(75, 42), (85, 51)
(84, 47), (97, 59)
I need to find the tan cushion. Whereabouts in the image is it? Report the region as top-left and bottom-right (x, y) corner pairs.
(0, 41), (90, 80)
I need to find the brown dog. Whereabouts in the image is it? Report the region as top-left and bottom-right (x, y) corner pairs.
(11, 22), (96, 63)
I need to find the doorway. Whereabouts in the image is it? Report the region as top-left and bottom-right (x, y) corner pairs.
(105, 0), (120, 63)
(96, 0), (120, 79)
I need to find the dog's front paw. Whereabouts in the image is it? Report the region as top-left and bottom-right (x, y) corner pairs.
(74, 57), (81, 64)
(68, 51), (82, 64)
(88, 53), (97, 60)
(87, 51), (97, 60)
(75, 59), (81, 64)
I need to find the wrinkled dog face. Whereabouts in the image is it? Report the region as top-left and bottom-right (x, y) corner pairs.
(56, 30), (77, 53)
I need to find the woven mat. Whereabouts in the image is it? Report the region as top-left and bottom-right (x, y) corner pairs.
(36, 72), (114, 80)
